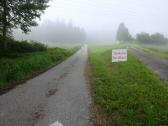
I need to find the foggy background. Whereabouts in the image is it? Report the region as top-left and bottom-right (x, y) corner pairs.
(14, 0), (168, 45)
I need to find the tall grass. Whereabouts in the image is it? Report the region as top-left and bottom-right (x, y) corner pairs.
(0, 47), (78, 92)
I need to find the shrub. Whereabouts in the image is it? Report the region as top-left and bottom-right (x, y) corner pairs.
(7, 40), (47, 53)
(0, 37), (47, 57)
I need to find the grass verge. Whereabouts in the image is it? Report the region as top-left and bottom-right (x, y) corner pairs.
(0, 47), (79, 94)
(132, 44), (168, 59)
(88, 45), (168, 126)
(140, 47), (168, 59)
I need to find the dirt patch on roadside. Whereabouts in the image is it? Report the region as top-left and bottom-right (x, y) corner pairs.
(57, 72), (68, 82)
(90, 104), (114, 126)
(30, 109), (45, 126)
(86, 61), (114, 126)
(46, 88), (57, 97)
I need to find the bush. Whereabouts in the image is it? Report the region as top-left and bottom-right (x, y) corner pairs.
(7, 40), (47, 53)
(0, 37), (47, 57)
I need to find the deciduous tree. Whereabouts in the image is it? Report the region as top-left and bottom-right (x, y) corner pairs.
(0, 0), (49, 49)
(116, 22), (133, 43)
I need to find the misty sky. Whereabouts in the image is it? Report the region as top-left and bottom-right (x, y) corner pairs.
(14, 0), (168, 43)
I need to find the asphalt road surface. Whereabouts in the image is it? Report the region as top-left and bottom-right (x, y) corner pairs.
(130, 48), (168, 86)
(0, 45), (93, 126)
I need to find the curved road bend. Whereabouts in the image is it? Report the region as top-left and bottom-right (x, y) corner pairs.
(0, 45), (93, 126)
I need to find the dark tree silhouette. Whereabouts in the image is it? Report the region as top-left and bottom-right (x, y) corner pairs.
(136, 32), (168, 45)
(0, 0), (49, 49)
(116, 22), (132, 43)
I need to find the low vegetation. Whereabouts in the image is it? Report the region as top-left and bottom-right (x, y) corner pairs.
(0, 38), (47, 57)
(136, 46), (168, 59)
(0, 46), (78, 93)
(89, 45), (168, 126)
(130, 43), (168, 59)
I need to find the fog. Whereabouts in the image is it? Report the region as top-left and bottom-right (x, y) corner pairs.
(14, 20), (86, 46)
(14, 0), (168, 45)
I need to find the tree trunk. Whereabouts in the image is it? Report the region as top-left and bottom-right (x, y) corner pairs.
(2, 26), (7, 50)
(2, 0), (8, 50)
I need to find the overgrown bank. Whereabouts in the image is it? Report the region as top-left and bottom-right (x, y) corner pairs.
(135, 45), (168, 59)
(0, 47), (79, 94)
(88, 45), (168, 126)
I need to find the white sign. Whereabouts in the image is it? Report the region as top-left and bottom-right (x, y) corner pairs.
(49, 121), (64, 126)
(112, 49), (127, 62)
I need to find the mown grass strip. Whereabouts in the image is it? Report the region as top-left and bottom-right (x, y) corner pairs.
(132, 44), (168, 59)
(89, 45), (168, 126)
(0, 47), (78, 93)
(140, 47), (168, 59)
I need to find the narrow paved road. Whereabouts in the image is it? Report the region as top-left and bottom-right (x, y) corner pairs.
(130, 48), (168, 86)
(0, 45), (93, 126)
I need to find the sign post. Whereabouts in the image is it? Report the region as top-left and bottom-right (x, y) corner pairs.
(112, 49), (127, 62)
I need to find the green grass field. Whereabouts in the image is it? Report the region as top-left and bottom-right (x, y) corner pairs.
(89, 45), (168, 126)
(0, 47), (78, 93)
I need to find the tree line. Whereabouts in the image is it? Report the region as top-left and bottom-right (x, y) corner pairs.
(22, 20), (86, 43)
(116, 22), (168, 45)
(136, 32), (168, 45)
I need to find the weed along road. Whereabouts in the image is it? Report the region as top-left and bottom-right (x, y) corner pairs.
(0, 45), (93, 126)
(130, 48), (168, 85)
